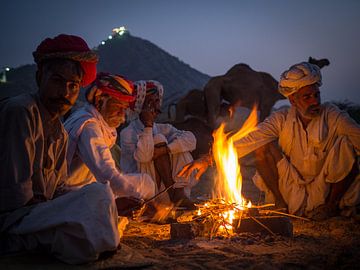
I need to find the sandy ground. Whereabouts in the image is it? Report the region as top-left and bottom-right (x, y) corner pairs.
(1, 165), (360, 269)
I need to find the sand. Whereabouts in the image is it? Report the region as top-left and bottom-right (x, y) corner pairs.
(1, 166), (360, 269)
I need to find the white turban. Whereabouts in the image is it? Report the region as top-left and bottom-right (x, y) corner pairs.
(126, 80), (164, 121)
(278, 62), (322, 97)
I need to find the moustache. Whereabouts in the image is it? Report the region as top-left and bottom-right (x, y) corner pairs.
(308, 105), (320, 111)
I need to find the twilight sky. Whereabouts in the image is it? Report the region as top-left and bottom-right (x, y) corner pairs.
(1, 0), (359, 104)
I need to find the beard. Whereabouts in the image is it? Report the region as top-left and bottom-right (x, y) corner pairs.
(298, 104), (322, 120)
(107, 115), (125, 128)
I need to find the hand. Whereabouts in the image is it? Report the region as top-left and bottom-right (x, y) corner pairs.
(140, 110), (155, 127)
(116, 197), (144, 217)
(177, 154), (212, 180)
(173, 177), (190, 188)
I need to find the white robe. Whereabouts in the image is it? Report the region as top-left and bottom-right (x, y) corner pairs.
(64, 104), (155, 200)
(120, 118), (197, 197)
(1, 182), (121, 264)
(234, 103), (360, 215)
(0, 94), (120, 264)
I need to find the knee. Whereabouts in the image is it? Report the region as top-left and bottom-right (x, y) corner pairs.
(142, 173), (156, 197)
(255, 144), (269, 162)
(83, 182), (116, 205)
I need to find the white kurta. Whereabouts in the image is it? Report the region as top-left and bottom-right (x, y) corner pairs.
(0, 93), (68, 212)
(120, 118), (197, 197)
(0, 94), (120, 264)
(234, 103), (360, 215)
(64, 104), (155, 200)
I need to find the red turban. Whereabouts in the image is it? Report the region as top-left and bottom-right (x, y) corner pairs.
(33, 34), (98, 86)
(86, 73), (135, 104)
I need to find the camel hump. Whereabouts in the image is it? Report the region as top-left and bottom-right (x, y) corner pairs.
(226, 63), (253, 76)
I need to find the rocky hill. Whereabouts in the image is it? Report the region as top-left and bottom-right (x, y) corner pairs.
(97, 32), (210, 107)
(0, 32), (210, 117)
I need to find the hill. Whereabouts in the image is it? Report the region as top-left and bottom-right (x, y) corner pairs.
(97, 32), (210, 107)
(0, 32), (210, 117)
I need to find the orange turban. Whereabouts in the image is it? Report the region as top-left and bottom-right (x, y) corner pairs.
(33, 34), (98, 86)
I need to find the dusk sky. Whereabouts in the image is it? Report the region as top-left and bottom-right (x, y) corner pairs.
(1, 0), (359, 104)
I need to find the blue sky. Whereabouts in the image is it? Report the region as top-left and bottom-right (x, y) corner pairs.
(1, 0), (359, 103)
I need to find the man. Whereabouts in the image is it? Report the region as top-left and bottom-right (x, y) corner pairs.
(179, 62), (360, 220)
(64, 73), (155, 205)
(0, 34), (120, 264)
(120, 80), (197, 209)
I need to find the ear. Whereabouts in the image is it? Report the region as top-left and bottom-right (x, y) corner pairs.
(94, 94), (106, 111)
(288, 94), (296, 106)
(94, 94), (101, 110)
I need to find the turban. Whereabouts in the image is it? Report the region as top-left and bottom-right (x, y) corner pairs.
(131, 80), (164, 115)
(33, 34), (98, 86)
(85, 73), (135, 104)
(278, 62), (322, 97)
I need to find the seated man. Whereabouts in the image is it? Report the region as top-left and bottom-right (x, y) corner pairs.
(0, 34), (120, 263)
(64, 73), (155, 206)
(179, 62), (360, 220)
(120, 80), (197, 209)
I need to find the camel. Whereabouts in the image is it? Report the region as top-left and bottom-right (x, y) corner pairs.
(168, 57), (330, 157)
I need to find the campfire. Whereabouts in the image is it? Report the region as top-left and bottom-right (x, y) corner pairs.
(190, 107), (259, 237)
(170, 107), (303, 240)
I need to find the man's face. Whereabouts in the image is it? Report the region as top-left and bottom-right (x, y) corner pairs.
(289, 84), (322, 120)
(142, 94), (161, 116)
(38, 60), (83, 118)
(98, 97), (129, 128)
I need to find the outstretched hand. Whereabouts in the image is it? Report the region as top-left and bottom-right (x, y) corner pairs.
(177, 153), (212, 180)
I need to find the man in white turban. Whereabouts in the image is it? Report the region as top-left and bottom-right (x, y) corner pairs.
(179, 62), (360, 220)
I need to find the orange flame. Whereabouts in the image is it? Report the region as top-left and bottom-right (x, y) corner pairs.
(212, 106), (258, 211)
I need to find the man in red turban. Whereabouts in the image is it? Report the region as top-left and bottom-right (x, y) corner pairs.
(0, 34), (120, 264)
(64, 73), (155, 210)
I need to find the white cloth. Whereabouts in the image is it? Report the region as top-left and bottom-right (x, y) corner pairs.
(127, 80), (164, 121)
(120, 118), (197, 197)
(64, 104), (155, 200)
(278, 62), (322, 97)
(234, 103), (360, 214)
(1, 182), (121, 264)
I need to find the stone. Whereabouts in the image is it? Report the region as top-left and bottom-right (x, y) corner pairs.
(170, 222), (204, 239)
(233, 216), (293, 237)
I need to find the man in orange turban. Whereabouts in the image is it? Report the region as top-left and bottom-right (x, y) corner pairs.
(0, 34), (121, 264)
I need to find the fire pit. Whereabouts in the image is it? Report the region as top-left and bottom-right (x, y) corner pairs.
(170, 200), (293, 240)
(169, 108), (300, 240)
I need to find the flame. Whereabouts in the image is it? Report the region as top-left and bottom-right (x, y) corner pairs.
(211, 106), (258, 228)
